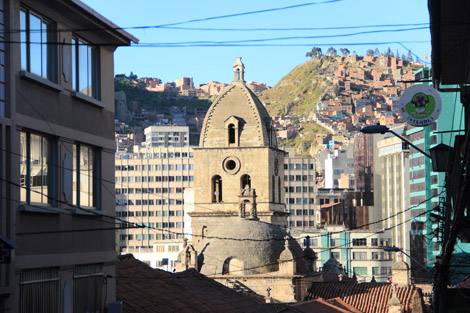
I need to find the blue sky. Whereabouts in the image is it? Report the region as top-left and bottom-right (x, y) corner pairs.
(83, 0), (431, 87)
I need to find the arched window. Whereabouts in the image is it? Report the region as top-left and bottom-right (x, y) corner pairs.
(222, 257), (243, 275)
(212, 175), (222, 203)
(240, 174), (251, 190)
(228, 124), (236, 144)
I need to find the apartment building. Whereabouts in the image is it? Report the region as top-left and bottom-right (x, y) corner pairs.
(297, 226), (393, 282)
(283, 147), (320, 229)
(115, 126), (194, 271)
(0, 1), (136, 312)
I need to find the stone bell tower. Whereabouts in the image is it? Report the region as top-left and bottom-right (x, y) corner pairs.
(190, 58), (288, 247)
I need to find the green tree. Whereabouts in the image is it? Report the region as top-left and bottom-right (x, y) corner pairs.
(327, 47), (337, 57)
(374, 48), (380, 56)
(306, 46), (322, 58)
(407, 50), (413, 61)
(340, 48), (350, 56)
(366, 49), (374, 56)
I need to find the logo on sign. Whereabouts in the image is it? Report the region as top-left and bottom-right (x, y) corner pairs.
(399, 84), (442, 126)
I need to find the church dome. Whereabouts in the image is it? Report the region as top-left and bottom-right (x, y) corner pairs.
(199, 58), (277, 148)
(197, 219), (307, 275)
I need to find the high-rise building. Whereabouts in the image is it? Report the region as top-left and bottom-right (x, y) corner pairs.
(115, 126), (194, 271)
(283, 147), (320, 229)
(372, 127), (411, 264)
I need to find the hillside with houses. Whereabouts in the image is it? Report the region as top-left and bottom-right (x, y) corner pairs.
(260, 49), (425, 155)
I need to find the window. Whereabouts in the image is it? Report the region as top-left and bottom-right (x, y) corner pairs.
(353, 252), (367, 260)
(73, 144), (98, 208)
(73, 264), (104, 313)
(331, 252), (340, 260)
(20, 8), (56, 81)
(212, 175), (222, 202)
(372, 267), (380, 275)
(20, 132), (54, 204)
(228, 124), (236, 144)
(20, 268), (60, 313)
(353, 267), (368, 275)
(71, 37), (100, 99)
(352, 238), (367, 246)
(241, 174), (251, 189)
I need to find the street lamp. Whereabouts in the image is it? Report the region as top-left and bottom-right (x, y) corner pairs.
(360, 125), (432, 158)
(383, 246), (430, 273)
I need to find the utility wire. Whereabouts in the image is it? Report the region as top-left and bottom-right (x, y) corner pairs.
(3, 27), (429, 47)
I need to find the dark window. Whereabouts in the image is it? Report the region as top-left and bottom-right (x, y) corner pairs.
(352, 238), (367, 246)
(240, 174), (251, 189)
(212, 175), (222, 203)
(228, 124), (236, 144)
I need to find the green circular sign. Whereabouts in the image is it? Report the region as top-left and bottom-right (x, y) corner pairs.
(399, 84), (442, 126)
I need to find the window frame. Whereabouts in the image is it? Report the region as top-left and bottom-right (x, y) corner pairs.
(73, 143), (100, 209)
(20, 7), (57, 82)
(71, 36), (100, 100)
(20, 130), (57, 205)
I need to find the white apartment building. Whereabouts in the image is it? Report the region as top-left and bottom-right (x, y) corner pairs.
(283, 147), (320, 229)
(115, 126), (194, 271)
(144, 125), (189, 147)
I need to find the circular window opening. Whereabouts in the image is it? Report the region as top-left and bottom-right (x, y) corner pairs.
(226, 160), (236, 170)
(223, 156), (241, 174)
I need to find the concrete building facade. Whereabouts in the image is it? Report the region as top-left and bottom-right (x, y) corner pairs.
(372, 128), (411, 265)
(115, 139), (194, 271)
(297, 226), (393, 283)
(283, 147), (320, 229)
(0, 1), (136, 312)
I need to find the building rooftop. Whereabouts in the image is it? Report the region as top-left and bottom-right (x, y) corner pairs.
(306, 282), (424, 313)
(116, 254), (274, 313)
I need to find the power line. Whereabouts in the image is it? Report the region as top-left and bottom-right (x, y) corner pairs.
(3, 22), (430, 34)
(139, 27), (428, 46)
(153, 23), (430, 32)
(2, 28), (429, 47)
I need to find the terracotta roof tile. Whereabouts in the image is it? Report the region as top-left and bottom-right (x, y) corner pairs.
(116, 254), (274, 313)
(306, 282), (421, 313)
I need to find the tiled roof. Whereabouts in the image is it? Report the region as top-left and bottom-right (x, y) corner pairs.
(266, 298), (363, 313)
(306, 282), (421, 313)
(116, 254), (274, 313)
(290, 298), (363, 313)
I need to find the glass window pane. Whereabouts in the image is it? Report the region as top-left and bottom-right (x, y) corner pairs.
(41, 20), (48, 79)
(29, 14), (42, 77)
(20, 10), (27, 70)
(20, 132), (27, 202)
(79, 146), (93, 207)
(73, 145), (77, 205)
(71, 38), (76, 89)
(29, 134), (48, 204)
(78, 40), (89, 95)
(87, 46), (92, 97)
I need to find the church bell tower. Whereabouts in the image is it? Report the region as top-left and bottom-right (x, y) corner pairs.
(190, 58), (288, 247)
